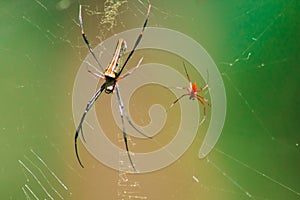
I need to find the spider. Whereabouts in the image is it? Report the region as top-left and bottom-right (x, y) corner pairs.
(75, 4), (151, 171)
(168, 62), (211, 125)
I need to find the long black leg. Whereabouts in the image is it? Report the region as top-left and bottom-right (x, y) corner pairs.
(115, 84), (137, 171)
(79, 4), (104, 72)
(118, 4), (151, 76)
(75, 83), (106, 168)
(124, 113), (152, 139)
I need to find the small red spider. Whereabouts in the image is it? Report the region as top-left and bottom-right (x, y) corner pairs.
(168, 62), (211, 125)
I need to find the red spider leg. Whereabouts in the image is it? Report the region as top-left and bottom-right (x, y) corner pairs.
(196, 96), (207, 125)
(175, 86), (188, 90)
(182, 61), (191, 83)
(167, 93), (190, 111)
(196, 84), (208, 93)
(197, 95), (211, 107)
(168, 86), (189, 92)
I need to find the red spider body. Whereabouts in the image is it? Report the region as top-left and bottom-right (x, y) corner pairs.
(189, 82), (198, 100)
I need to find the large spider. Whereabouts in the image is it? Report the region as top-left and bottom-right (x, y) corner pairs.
(74, 4), (151, 171)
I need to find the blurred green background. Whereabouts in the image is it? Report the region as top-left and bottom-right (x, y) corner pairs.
(0, 0), (299, 199)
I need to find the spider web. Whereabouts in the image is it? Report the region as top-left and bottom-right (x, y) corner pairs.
(0, 0), (299, 199)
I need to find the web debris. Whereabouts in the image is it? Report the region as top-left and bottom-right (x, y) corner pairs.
(117, 132), (148, 199)
(33, 0), (48, 11)
(19, 149), (69, 200)
(219, 1), (293, 140)
(214, 148), (300, 197)
(207, 158), (254, 199)
(214, 0), (300, 199)
(21, 1), (77, 47)
(81, 0), (176, 42)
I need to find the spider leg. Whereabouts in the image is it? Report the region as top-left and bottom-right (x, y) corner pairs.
(124, 112), (152, 139)
(115, 83), (151, 139)
(118, 57), (144, 80)
(166, 86), (188, 90)
(182, 61), (191, 83)
(196, 84), (208, 93)
(197, 69), (209, 93)
(178, 86), (191, 94)
(168, 86), (190, 96)
(118, 4), (151, 75)
(75, 83), (106, 168)
(167, 93), (189, 112)
(175, 86), (188, 90)
(197, 95), (211, 107)
(115, 84), (137, 171)
(78, 4), (104, 72)
(196, 96), (207, 125)
(87, 69), (105, 80)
